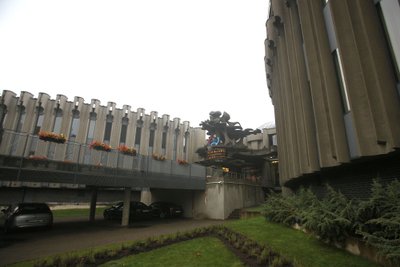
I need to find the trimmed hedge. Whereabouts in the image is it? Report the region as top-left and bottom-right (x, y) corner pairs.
(32, 225), (293, 267)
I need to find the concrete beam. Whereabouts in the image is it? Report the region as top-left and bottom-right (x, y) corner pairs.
(140, 187), (152, 205)
(121, 188), (131, 226)
(89, 187), (97, 222)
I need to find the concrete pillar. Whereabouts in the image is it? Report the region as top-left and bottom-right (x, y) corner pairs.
(121, 188), (131, 227)
(140, 187), (152, 205)
(89, 187), (97, 222)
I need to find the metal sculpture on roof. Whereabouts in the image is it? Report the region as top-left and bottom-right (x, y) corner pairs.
(199, 111), (261, 147)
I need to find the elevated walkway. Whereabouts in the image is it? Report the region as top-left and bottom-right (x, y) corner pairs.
(0, 130), (206, 190)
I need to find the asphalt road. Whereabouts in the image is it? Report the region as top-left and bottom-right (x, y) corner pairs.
(0, 216), (224, 266)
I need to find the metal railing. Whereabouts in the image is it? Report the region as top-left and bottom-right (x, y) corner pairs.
(205, 167), (262, 184)
(0, 130), (206, 179)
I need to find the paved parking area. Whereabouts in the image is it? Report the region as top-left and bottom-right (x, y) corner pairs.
(0, 217), (224, 266)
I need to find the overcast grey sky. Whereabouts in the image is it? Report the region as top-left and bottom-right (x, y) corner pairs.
(0, 0), (274, 130)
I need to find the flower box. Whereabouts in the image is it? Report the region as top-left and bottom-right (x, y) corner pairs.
(38, 131), (66, 144)
(152, 154), (166, 161)
(177, 159), (188, 165)
(27, 155), (49, 167)
(118, 145), (137, 156)
(89, 141), (112, 152)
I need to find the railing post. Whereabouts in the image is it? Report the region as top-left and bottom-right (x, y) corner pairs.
(17, 133), (30, 182)
(74, 143), (82, 184)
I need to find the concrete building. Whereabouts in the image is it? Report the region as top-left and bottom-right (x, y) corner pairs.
(244, 127), (279, 191)
(265, 0), (400, 197)
(0, 90), (272, 220)
(0, 90), (205, 164)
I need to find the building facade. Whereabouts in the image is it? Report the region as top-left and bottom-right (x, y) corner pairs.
(244, 127), (279, 191)
(0, 91), (273, 219)
(265, 0), (400, 197)
(0, 90), (206, 165)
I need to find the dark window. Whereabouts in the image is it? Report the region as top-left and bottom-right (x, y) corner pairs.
(120, 124), (128, 144)
(135, 127), (142, 145)
(268, 134), (274, 147)
(119, 117), (129, 144)
(34, 112), (44, 135)
(332, 49), (351, 113)
(104, 122), (112, 142)
(162, 131), (167, 149)
(103, 115), (113, 142)
(149, 130), (155, 147)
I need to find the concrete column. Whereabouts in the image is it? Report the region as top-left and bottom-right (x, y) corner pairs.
(121, 188), (131, 227)
(89, 187), (97, 222)
(140, 187), (152, 205)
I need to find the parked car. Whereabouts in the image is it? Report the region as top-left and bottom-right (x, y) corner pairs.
(2, 203), (53, 233)
(150, 201), (184, 219)
(103, 201), (153, 221)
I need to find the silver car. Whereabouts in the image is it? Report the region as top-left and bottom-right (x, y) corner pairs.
(2, 203), (53, 232)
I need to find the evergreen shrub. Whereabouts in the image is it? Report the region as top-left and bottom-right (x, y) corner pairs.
(263, 180), (400, 265)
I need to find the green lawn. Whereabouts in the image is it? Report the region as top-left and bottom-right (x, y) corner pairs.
(243, 205), (264, 212)
(9, 213), (383, 267)
(51, 207), (106, 218)
(100, 237), (244, 267)
(225, 216), (381, 267)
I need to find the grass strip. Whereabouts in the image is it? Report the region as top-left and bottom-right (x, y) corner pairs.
(100, 236), (244, 267)
(225, 216), (381, 267)
(51, 207), (106, 218)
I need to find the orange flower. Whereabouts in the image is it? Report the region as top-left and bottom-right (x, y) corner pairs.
(89, 141), (112, 152)
(118, 145), (137, 156)
(177, 159), (188, 165)
(38, 131), (66, 144)
(152, 154), (166, 161)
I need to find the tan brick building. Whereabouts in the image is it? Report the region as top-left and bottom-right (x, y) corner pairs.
(265, 0), (400, 197)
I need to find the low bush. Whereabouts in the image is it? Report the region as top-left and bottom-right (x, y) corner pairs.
(263, 179), (400, 265)
(356, 180), (400, 265)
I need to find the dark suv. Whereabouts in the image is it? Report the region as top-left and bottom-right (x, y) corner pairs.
(103, 201), (153, 221)
(2, 203), (53, 232)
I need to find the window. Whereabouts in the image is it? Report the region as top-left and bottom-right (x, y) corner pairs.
(53, 109), (63, 134)
(10, 107), (26, 154)
(173, 129), (179, 160)
(183, 132), (189, 153)
(149, 130), (155, 148)
(86, 113), (97, 143)
(268, 134), (275, 147)
(103, 115), (113, 142)
(375, 0), (400, 87)
(34, 109), (44, 135)
(161, 131), (167, 149)
(332, 49), (351, 113)
(15, 107), (26, 132)
(65, 111), (80, 160)
(119, 117), (129, 145)
(69, 112), (80, 139)
(135, 126), (142, 145)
